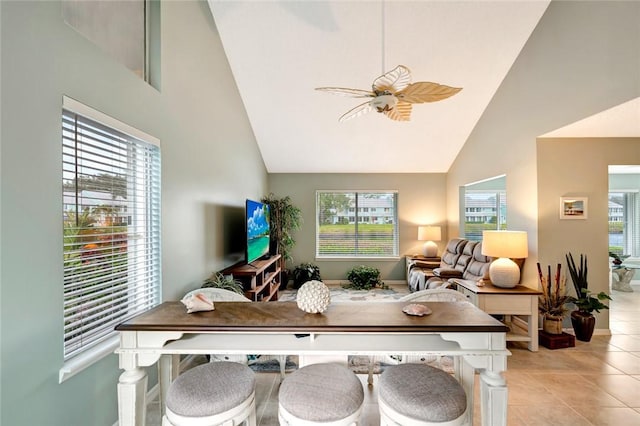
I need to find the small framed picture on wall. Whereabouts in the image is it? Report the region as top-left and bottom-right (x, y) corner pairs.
(560, 197), (588, 220)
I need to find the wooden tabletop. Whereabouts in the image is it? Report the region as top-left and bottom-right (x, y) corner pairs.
(115, 301), (508, 333)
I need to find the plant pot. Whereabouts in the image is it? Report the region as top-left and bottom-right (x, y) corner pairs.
(279, 269), (290, 290)
(570, 310), (596, 342)
(543, 315), (564, 335)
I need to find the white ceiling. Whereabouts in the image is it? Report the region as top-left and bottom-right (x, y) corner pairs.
(207, 1), (560, 173)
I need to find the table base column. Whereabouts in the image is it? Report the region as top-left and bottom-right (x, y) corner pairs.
(118, 368), (147, 426)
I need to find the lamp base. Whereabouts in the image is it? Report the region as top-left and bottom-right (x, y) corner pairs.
(489, 257), (521, 288)
(422, 241), (438, 257)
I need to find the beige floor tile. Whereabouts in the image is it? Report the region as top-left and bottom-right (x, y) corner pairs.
(525, 373), (625, 408)
(571, 405), (640, 426)
(504, 371), (559, 405)
(580, 374), (640, 407)
(607, 334), (640, 351)
(592, 351), (640, 374)
(509, 405), (591, 426)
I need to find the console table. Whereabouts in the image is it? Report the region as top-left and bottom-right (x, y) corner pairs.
(450, 279), (541, 351)
(116, 301), (510, 426)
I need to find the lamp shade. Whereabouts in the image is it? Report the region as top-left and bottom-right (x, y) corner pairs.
(481, 230), (528, 288)
(418, 226), (441, 257)
(417, 226), (441, 242)
(481, 231), (528, 258)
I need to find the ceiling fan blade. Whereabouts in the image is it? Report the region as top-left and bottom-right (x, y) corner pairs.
(338, 101), (374, 122)
(396, 82), (462, 104)
(384, 102), (412, 121)
(315, 87), (374, 98)
(372, 65), (412, 94)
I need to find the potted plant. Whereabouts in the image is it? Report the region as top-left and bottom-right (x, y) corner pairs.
(537, 263), (570, 335)
(261, 193), (302, 288)
(202, 272), (245, 295)
(609, 251), (629, 267)
(292, 262), (322, 289)
(344, 265), (387, 290)
(565, 253), (612, 342)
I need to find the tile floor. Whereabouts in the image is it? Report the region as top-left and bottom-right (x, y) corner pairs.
(148, 283), (640, 425)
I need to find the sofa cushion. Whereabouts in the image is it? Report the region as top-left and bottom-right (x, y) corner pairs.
(453, 240), (478, 273)
(439, 238), (468, 269)
(432, 268), (463, 279)
(463, 242), (492, 281)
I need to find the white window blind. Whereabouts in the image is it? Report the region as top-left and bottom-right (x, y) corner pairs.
(62, 99), (161, 360)
(316, 191), (398, 257)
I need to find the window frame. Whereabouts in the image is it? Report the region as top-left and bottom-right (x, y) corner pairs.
(315, 190), (399, 259)
(60, 96), (161, 382)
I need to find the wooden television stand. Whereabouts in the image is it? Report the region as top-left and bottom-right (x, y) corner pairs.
(225, 254), (281, 301)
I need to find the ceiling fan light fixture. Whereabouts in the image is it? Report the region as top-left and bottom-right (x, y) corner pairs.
(316, 65), (462, 122)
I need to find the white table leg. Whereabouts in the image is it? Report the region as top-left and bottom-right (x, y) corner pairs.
(479, 369), (508, 426)
(459, 357), (475, 426)
(528, 297), (539, 351)
(117, 367), (148, 426)
(158, 354), (180, 417)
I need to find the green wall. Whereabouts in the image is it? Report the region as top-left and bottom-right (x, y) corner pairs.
(0, 1), (266, 425)
(268, 173), (447, 281)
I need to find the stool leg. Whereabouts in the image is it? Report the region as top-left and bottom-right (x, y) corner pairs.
(158, 354), (179, 418)
(247, 395), (257, 426)
(279, 355), (287, 380)
(368, 356), (374, 385)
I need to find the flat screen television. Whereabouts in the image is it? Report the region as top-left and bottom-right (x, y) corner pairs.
(245, 199), (271, 264)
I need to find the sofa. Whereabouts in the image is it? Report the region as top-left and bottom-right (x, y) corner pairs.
(407, 238), (492, 292)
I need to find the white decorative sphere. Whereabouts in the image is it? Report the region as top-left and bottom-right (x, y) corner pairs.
(296, 280), (331, 313)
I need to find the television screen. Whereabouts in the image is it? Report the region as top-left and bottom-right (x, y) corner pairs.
(245, 199), (270, 264)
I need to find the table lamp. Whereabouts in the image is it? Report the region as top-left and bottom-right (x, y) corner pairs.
(481, 230), (528, 288)
(418, 225), (441, 257)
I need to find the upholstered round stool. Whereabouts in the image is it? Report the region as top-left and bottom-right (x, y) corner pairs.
(378, 364), (467, 426)
(163, 361), (256, 426)
(278, 363), (364, 425)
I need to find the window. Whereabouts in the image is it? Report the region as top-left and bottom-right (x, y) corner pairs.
(461, 175), (507, 241)
(608, 191), (639, 257)
(62, 97), (161, 361)
(316, 191), (398, 258)
(62, 0), (161, 88)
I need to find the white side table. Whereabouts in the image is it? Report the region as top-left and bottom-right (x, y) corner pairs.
(450, 279), (541, 352)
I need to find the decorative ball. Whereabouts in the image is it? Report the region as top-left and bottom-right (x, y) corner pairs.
(296, 280), (331, 313)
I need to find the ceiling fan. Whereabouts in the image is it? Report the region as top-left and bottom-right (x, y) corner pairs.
(316, 65), (462, 122)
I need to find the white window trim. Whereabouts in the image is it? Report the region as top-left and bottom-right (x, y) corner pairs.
(63, 96), (159, 146)
(59, 335), (119, 383)
(316, 190), (399, 259)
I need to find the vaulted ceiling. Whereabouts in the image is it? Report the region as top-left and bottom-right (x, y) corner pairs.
(207, 1), (636, 174)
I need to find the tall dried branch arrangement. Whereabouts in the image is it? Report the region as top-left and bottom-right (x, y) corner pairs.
(537, 262), (570, 318)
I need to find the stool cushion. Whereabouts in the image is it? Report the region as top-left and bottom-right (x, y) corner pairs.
(379, 364), (466, 422)
(166, 361), (255, 417)
(279, 363), (364, 422)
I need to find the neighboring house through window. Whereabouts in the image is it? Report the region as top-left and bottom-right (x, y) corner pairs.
(316, 191), (398, 257)
(461, 175), (507, 241)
